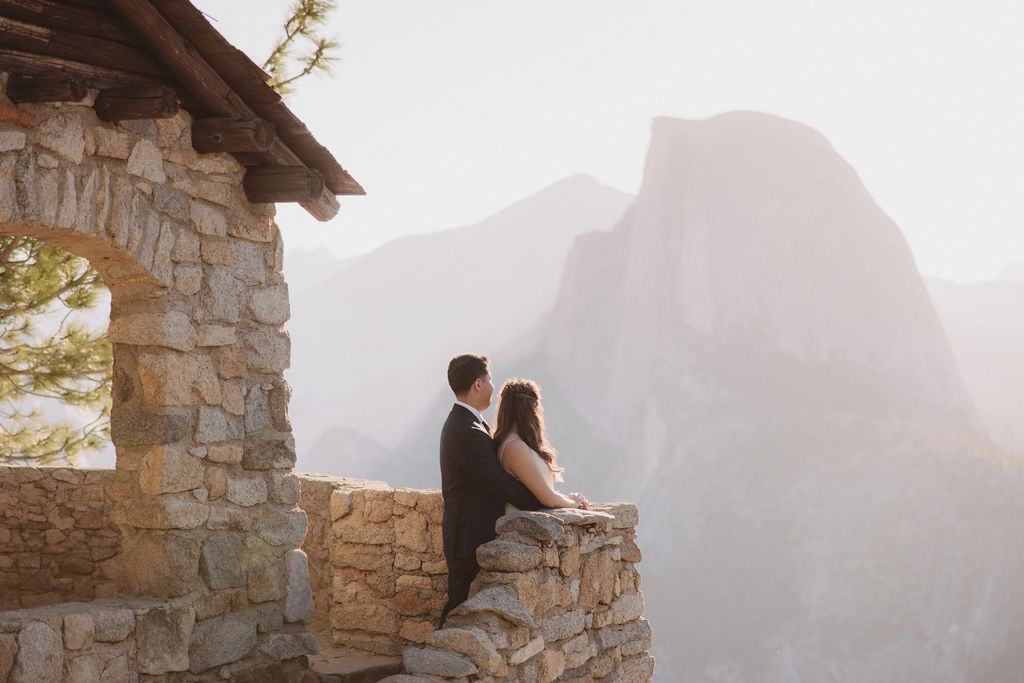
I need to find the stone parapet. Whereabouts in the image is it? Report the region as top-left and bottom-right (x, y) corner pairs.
(298, 475), (446, 656)
(297, 475), (654, 681)
(395, 505), (654, 682)
(0, 467), (119, 611)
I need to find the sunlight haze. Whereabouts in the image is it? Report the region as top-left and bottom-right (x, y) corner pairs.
(193, 0), (1024, 283)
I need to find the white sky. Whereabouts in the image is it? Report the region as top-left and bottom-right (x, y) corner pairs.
(193, 0), (1024, 282)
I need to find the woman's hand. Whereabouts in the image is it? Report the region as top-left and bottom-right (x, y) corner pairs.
(569, 492), (590, 510)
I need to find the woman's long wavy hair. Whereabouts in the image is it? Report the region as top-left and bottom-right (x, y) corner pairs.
(493, 378), (563, 477)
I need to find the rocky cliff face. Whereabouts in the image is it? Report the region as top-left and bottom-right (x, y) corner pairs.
(543, 113), (971, 438)
(926, 276), (1024, 456)
(517, 114), (1024, 681)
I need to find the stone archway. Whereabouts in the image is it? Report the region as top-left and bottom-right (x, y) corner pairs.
(1, 97), (313, 672)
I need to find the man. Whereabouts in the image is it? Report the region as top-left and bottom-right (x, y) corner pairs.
(439, 354), (541, 625)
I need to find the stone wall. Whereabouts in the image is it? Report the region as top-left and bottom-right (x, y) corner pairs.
(0, 468), (119, 611)
(396, 506), (654, 682)
(298, 475), (447, 655)
(297, 475), (654, 681)
(0, 84), (312, 680)
(0, 597), (317, 682)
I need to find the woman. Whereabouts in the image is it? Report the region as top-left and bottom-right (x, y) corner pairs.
(492, 379), (589, 510)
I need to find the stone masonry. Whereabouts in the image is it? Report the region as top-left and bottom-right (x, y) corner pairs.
(0, 468), (120, 611)
(298, 475), (654, 682)
(394, 505), (654, 682)
(0, 82), (312, 680)
(299, 475), (447, 656)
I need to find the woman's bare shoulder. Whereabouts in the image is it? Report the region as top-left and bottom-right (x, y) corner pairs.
(502, 438), (535, 463)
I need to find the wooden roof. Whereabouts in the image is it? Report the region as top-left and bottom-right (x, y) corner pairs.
(0, 0), (363, 220)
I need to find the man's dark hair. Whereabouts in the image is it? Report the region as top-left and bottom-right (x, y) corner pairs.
(448, 354), (489, 396)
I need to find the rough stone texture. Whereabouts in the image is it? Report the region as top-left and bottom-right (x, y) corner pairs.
(37, 112), (84, 163)
(94, 606), (135, 642)
(0, 634), (15, 681)
(495, 511), (565, 542)
(257, 507), (307, 547)
(284, 549), (314, 623)
(135, 605), (194, 675)
(138, 351), (221, 406)
(451, 586), (537, 628)
(244, 329), (290, 372)
(243, 434), (297, 470)
(248, 284), (290, 325)
(108, 312), (197, 351)
(0, 131), (27, 152)
(476, 539), (543, 572)
(541, 609), (586, 642)
(426, 627), (504, 675)
(508, 635), (544, 666)
(195, 406), (244, 443)
(226, 475), (268, 507)
(579, 549), (617, 608)
(537, 648), (566, 683)
(0, 467), (121, 610)
(12, 621), (62, 683)
(126, 139), (166, 183)
(190, 199), (227, 236)
(139, 445), (204, 495)
(0, 98), (310, 682)
(188, 613), (257, 673)
(63, 611), (94, 650)
(561, 632), (597, 670)
(199, 532), (247, 589)
(258, 632), (317, 660)
(113, 531), (200, 598)
(402, 646), (477, 677)
(247, 555), (282, 603)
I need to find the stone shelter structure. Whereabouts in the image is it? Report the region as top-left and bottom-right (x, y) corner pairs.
(0, 2), (655, 681)
(0, 0), (361, 679)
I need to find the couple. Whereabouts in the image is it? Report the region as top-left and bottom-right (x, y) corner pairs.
(438, 353), (589, 625)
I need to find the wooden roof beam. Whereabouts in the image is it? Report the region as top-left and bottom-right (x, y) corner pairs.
(0, 48), (169, 90)
(0, 14), (167, 77)
(108, 0), (341, 220)
(6, 75), (87, 103)
(192, 117), (275, 154)
(243, 166), (339, 221)
(94, 86), (179, 122)
(0, 0), (142, 46)
(107, 0), (249, 118)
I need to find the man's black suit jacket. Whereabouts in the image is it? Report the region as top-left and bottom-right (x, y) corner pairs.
(440, 404), (541, 561)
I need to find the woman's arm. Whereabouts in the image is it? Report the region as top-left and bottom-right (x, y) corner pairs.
(503, 442), (580, 508)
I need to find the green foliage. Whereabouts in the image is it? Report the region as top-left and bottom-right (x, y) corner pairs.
(0, 235), (112, 465)
(263, 0), (340, 95)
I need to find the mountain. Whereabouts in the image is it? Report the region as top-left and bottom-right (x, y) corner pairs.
(926, 276), (1024, 456)
(285, 175), (632, 475)
(283, 247), (354, 295)
(401, 112), (1024, 681)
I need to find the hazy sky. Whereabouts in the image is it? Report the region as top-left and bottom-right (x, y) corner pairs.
(193, 0), (1024, 282)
